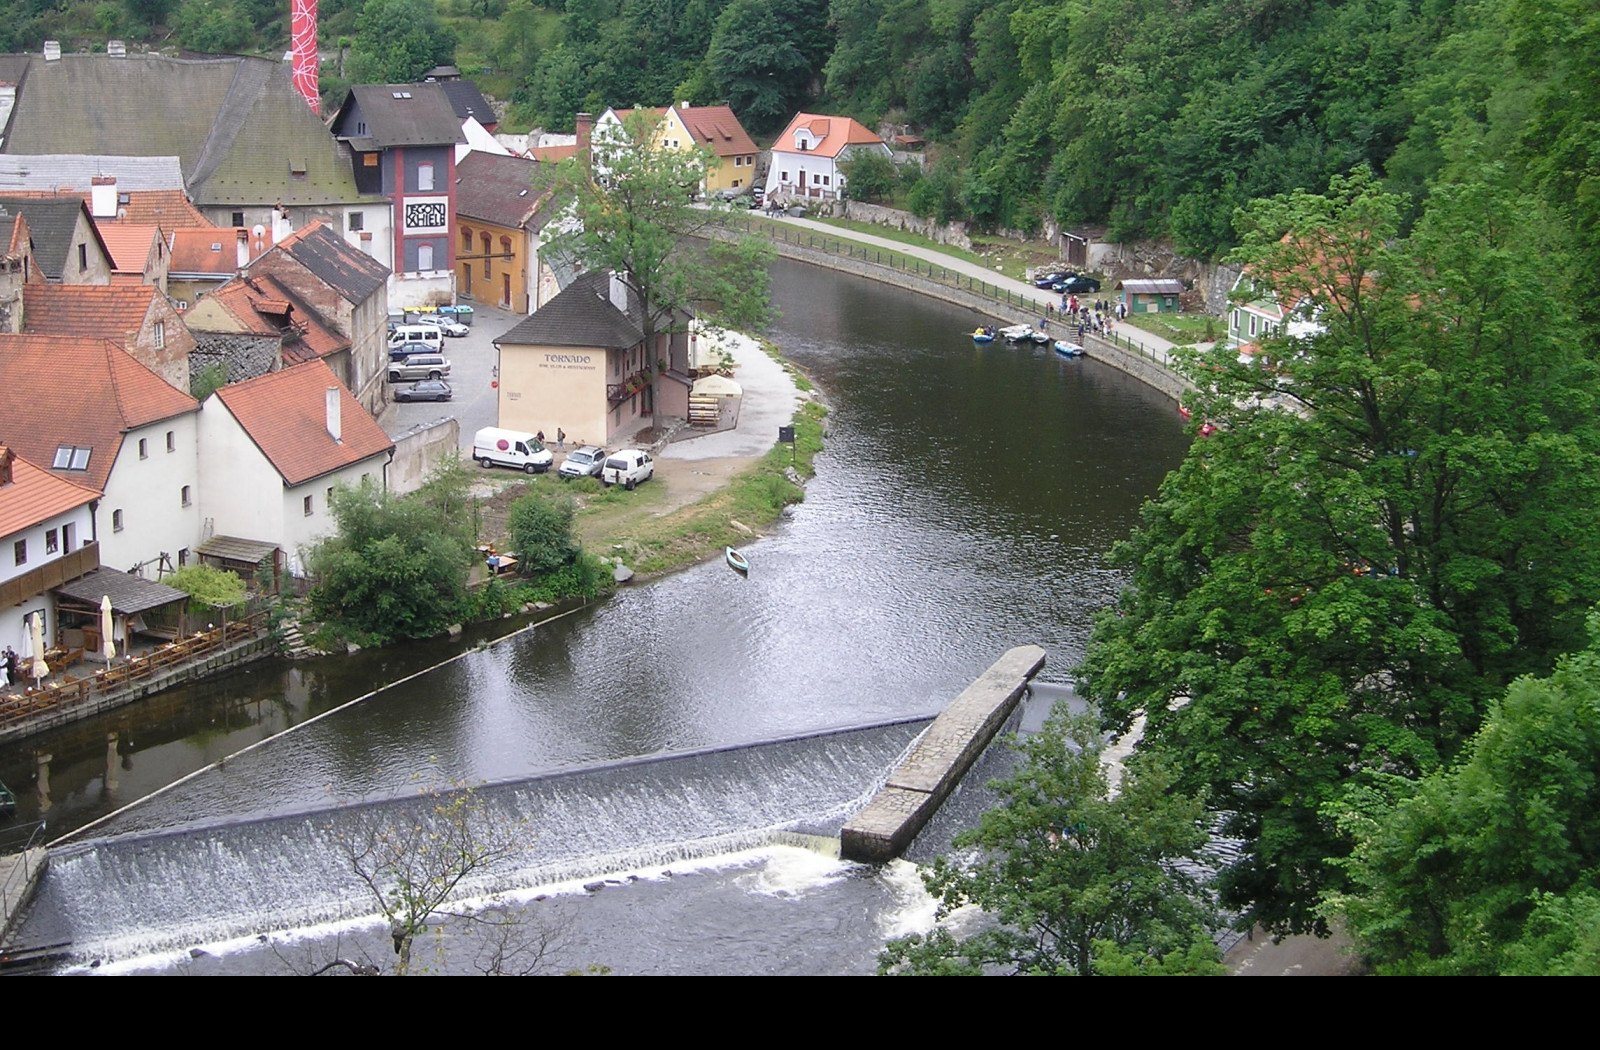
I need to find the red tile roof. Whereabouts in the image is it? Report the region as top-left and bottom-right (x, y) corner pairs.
(0, 188), (210, 236)
(213, 360), (393, 485)
(675, 105), (757, 159)
(526, 144), (577, 163)
(196, 274), (349, 363)
(0, 446), (101, 538)
(22, 284), (162, 345)
(772, 112), (884, 159)
(170, 226), (270, 275)
(95, 222), (161, 274)
(0, 334), (198, 493)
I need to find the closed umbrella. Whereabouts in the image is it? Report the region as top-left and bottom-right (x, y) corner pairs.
(29, 615), (48, 683)
(100, 595), (116, 664)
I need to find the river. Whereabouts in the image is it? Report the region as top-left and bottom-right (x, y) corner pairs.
(2, 257), (1189, 973)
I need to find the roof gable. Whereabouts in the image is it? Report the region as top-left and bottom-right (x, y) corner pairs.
(453, 152), (549, 230)
(674, 106), (757, 158)
(772, 112), (884, 159)
(212, 360), (393, 486)
(266, 219), (390, 305)
(333, 84), (467, 149)
(0, 195), (102, 278)
(496, 270), (644, 349)
(0, 446), (100, 538)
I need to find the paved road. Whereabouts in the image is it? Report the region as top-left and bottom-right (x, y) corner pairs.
(381, 301), (523, 450)
(661, 327), (803, 461)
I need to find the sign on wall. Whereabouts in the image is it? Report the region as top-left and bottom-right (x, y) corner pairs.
(403, 196), (450, 234)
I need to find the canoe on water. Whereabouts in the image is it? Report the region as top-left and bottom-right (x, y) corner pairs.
(726, 546), (750, 574)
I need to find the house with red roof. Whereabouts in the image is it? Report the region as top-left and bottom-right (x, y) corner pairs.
(23, 283), (194, 393)
(593, 104), (759, 196)
(95, 222), (168, 290)
(198, 360), (395, 575)
(166, 226), (274, 308)
(765, 113), (889, 206)
(453, 151), (557, 313)
(183, 273), (352, 386)
(0, 445), (101, 676)
(0, 334), (201, 576)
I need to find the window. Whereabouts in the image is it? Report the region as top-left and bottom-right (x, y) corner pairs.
(52, 445), (91, 470)
(348, 212), (364, 232)
(363, 153), (378, 168)
(418, 243), (434, 271)
(178, 548), (189, 567)
(62, 522), (74, 552)
(326, 487), (334, 507)
(781, 170), (789, 183)
(78, 243), (88, 271)
(166, 431), (176, 453)
(112, 509), (124, 532)
(138, 438), (148, 459)
(1249, 315), (1258, 337)
(231, 211), (245, 227)
(13, 539), (26, 566)
(45, 528), (58, 554)
(181, 485), (192, 507)
(418, 162), (435, 191)
(482, 233), (491, 278)
(303, 495), (314, 517)
(154, 321), (165, 349)
(461, 228), (473, 250)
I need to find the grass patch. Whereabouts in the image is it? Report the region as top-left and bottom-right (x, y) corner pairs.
(1120, 312), (1220, 346)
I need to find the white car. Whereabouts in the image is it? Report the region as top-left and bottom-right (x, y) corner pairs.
(417, 316), (470, 337)
(558, 446), (608, 479)
(600, 449), (654, 489)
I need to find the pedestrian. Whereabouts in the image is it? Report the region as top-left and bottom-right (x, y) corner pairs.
(536, 429), (545, 445)
(556, 427), (566, 449)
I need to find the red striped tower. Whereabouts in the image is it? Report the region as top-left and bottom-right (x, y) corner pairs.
(291, 0), (320, 113)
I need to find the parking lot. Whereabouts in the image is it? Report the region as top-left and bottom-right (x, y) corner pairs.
(381, 300), (521, 451)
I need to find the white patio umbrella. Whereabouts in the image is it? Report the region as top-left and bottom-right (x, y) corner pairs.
(100, 595), (116, 664)
(29, 615), (48, 683)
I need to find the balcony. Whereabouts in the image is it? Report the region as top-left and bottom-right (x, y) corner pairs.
(0, 541), (99, 609)
(607, 368), (653, 404)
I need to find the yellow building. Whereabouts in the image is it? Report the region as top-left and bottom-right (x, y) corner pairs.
(596, 104), (759, 196)
(454, 151), (557, 314)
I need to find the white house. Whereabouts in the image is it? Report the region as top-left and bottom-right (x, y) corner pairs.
(765, 113), (890, 205)
(0, 334), (202, 577)
(0, 446), (99, 676)
(198, 360), (395, 576)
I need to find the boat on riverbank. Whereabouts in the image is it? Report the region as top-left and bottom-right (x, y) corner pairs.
(726, 547), (750, 574)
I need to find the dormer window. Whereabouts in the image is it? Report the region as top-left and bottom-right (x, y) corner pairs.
(52, 445), (91, 470)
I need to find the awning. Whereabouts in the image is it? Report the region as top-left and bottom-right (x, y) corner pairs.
(55, 568), (186, 616)
(692, 374), (743, 397)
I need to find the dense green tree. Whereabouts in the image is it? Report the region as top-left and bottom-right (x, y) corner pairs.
(307, 478), (474, 646)
(880, 712), (1222, 976)
(839, 149), (896, 203)
(348, 0), (457, 84)
(508, 489), (579, 575)
(173, 0), (252, 52)
(706, 0), (809, 131)
(541, 110), (774, 349)
(1331, 611), (1600, 974)
(1080, 167), (1600, 935)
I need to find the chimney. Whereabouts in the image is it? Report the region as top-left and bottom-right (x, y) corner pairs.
(90, 176), (117, 219)
(290, 0), (320, 113)
(608, 272), (628, 314)
(325, 386), (342, 443)
(236, 228), (250, 269)
(107, 40), (126, 57)
(42, 41), (60, 61)
(680, 100), (690, 110)
(576, 111), (593, 174)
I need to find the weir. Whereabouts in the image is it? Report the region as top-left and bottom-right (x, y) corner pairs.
(7, 717), (934, 966)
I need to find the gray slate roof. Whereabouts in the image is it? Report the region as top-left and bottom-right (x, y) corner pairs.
(334, 84), (466, 149)
(56, 567), (186, 616)
(0, 53), (373, 208)
(274, 221), (390, 305)
(0, 154), (184, 193)
(496, 270), (644, 349)
(0, 195), (95, 279)
(436, 80), (494, 125)
(453, 151), (551, 230)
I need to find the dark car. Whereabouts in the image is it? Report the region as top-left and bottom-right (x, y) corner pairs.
(394, 379), (453, 402)
(389, 340), (434, 362)
(1059, 275), (1101, 294)
(1034, 271), (1074, 288)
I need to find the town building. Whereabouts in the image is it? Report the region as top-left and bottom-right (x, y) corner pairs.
(183, 272), (350, 387)
(765, 113), (890, 205)
(328, 83), (466, 308)
(0, 207), (37, 332)
(594, 104), (758, 196)
(1116, 278), (1184, 314)
(167, 226), (274, 309)
(453, 151), (556, 313)
(0, 195), (113, 283)
(197, 360), (395, 576)
(0, 446), (100, 678)
(22, 283), (194, 393)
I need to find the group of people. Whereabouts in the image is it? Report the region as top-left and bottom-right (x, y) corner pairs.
(1044, 296), (1123, 340)
(1, 646), (22, 689)
(533, 428), (567, 450)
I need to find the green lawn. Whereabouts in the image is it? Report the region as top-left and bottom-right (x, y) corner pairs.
(1120, 312), (1220, 346)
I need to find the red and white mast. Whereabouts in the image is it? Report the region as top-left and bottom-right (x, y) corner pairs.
(290, 0), (320, 113)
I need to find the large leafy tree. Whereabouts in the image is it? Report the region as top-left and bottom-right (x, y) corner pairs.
(706, 0), (810, 132)
(540, 110), (774, 350)
(1331, 611), (1600, 975)
(880, 712), (1222, 976)
(1080, 167), (1600, 936)
(348, 0), (458, 84)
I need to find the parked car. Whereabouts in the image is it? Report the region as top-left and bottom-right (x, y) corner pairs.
(393, 379), (453, 402)
(416, 316), (470, 337)
(1034, 271), (1074, 288)
(388, 324), (445, 352)
(558, 445), (608, 479)
(600, 449), (654, 489)
(388, 355), (451, 382)
(1060, 275), (1101, 294)
(389, 340), (434, 362)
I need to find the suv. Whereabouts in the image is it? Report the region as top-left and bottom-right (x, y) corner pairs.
(388, 355), (451, 382)
(558, 446), (608, 479)
(600, 449), (654, 489)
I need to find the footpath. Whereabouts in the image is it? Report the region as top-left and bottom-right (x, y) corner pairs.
(759, 211), (1185, 364)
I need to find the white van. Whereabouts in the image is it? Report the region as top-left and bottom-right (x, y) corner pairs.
(473, 427), (554, 474)
(388, 325), (444, 352)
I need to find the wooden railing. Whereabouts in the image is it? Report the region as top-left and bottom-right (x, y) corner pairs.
(0, 542), (99, 610)
(0, 610), (270, 733)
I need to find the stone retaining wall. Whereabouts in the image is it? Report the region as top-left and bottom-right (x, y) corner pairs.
(841, 645), (1047, 863)
(390, 417), (461, 495)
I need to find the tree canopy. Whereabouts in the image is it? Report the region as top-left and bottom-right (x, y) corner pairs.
(1079, 166), (1600, 935)
(347, 0), (458, 85)
(880, 712), (1222, 976)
